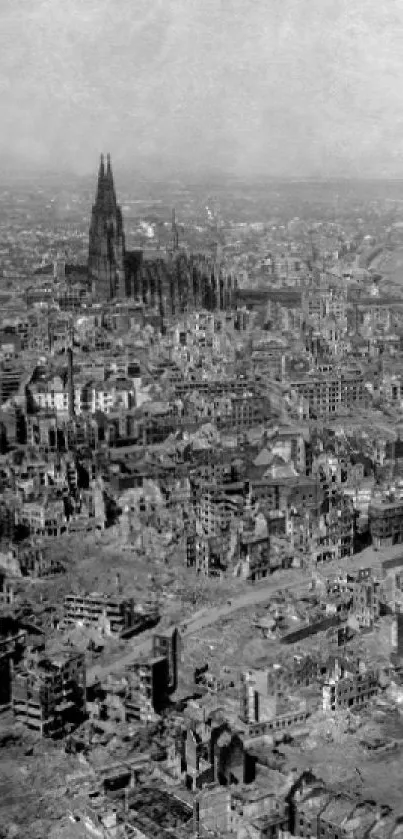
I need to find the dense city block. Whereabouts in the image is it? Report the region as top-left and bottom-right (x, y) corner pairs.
(2, 163), (403, 838)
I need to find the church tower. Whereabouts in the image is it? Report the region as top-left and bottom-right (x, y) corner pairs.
(88, 154), (126, 300)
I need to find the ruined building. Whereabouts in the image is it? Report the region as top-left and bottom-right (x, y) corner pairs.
(63, 592), (136, 636)
(125, 627), (180, 723)
(12, 646), (86, 737)
(87, 154), (237, 315)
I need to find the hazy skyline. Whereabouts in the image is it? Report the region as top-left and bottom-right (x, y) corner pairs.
(2, 0), (403, 179)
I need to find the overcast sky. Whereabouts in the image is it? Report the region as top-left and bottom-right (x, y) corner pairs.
(1, 0), (403, 178)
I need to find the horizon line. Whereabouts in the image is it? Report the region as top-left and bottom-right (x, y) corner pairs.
(2, 164), (403, 185)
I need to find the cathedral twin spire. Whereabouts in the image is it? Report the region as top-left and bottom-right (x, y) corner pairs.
(95, 153), (117, 212)
(88, 153), (125, 300)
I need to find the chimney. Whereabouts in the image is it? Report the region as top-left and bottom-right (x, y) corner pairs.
(171, 208), (179, 251)
(53, 257), (66, 281)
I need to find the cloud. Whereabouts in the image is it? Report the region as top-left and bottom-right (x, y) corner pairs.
(1, 0), (403, 176)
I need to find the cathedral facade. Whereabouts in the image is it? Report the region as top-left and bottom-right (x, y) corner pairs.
(87, 155), (237, 316)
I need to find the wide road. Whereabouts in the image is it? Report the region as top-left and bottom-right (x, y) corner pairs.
(87, 542), (392, 683)
(87, 572), (305, 683)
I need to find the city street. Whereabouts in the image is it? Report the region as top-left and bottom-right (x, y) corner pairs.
(86, 540), (394, 683)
